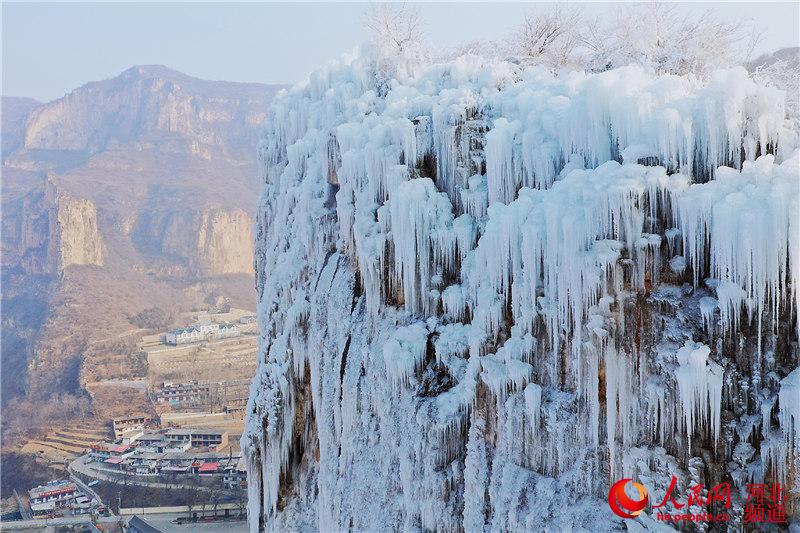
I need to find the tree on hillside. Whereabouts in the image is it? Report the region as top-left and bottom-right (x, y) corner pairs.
(505, 6), (584, 72)
(364, 3), (425, 56)
(392, 3), (763, 79)
(363, 4), (427, 93)
(581, 3), (762, 76)
(128, 307), (173, 330)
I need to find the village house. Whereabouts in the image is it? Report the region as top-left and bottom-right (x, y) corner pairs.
(155, 381), (211, 406)
(112, 414), (153, 439)
(29, 481), (80, 516)
(223, 461), (248, 489)
(84, 425), (244, 485)
(89, 442), (134, 462)
(132, 433), (168, 453)
(164, 322), (240, 345)
(217, 323), (239, 338)
(164, 428), (228, 450)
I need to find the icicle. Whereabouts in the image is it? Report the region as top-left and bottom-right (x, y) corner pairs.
(761, 397), (775, 439)
(524, 383), (542, 429)
(778, 369), (800, 449)
(698, 297), (718, 336)
(485, 118), (521, 204)
(605, 345), (634, 477)
(442, 284), (467, 321)
(462, 412), (488, 532)
(388, 178), (455, 315)
(383, 322), (429, 389)
(244, 51), (795, 531)
(676, 153), (800, 339)
(674, 341), (723, 449)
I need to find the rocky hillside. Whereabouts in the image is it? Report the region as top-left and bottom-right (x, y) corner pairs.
(0, 66), (284, 432)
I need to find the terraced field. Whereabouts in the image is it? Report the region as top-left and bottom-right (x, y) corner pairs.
(21, 423), (111, 462)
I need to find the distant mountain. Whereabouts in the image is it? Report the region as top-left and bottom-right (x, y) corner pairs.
(21, 65), (272, 161)
(1, 96), (40, 157)
(0, 66), (285, 428)
(747, 46), (800, 71)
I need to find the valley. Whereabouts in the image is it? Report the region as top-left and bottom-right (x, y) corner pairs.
(0, 65), (283, 502)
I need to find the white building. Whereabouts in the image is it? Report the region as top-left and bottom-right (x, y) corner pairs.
(165, 323), (240, 345)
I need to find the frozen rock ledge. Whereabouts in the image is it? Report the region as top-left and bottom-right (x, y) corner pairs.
(243, 52), (799, 532)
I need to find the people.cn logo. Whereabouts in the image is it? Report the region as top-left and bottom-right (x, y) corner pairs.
(608, 478), (649, 518)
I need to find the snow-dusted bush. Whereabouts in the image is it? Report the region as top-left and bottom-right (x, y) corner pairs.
(437, 4), (765, 78)
(581, 3), (762, 76)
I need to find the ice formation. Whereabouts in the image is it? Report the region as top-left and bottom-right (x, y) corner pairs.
(244, 53), (799, 531)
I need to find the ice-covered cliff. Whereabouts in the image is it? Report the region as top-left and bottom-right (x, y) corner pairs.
(243, 53), (799, 531)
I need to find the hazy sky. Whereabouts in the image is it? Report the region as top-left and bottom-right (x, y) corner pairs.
(3, 2), (798, 102)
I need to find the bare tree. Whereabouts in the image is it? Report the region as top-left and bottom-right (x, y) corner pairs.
(183, 475), (202, 520)
(362, 4), (427, 94)
(581, 3), (763, 77)
(363, 3), (425, 57)
(506, 6), (584, 71)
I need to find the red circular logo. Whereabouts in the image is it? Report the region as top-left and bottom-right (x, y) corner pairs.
(608, 478), (649, 518)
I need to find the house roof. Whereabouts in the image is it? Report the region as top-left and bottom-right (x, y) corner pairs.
(105, 456), (125, 464)
(113, 414), (151, 423)
(128, 515), (163, 533)
(131, 452), (165, 460)
(198, 462), (220, 473)
(29, 481), (76, 499)
(160, 466), (189, 472)
(136, 433), (164, 441)
(166, 427), (226, 437)
(165, 428), (193, 435)
(31, 501), (57, 512)
(169, 326), (200, 335)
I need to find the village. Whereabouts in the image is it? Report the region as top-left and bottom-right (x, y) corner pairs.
(75, 415), (247, 489)
(5, 308), (259, 524)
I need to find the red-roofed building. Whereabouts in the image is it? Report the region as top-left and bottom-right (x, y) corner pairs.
(103, 456), (128, 472)
(29, 480), (80, 515)
(110, 444), (131, 454)
(90, 443), (112, 462)
(198, 462), (220, 475)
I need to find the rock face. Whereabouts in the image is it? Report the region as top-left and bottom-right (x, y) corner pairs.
(244, 54), (798, 532)
(197, 208), (254, 275)
(23, 65), (269, 162)
(3, 65), (280, 279)
(1, 185), (51, 274)
(53, 195), (104, 269)
(2, 181), (103, 273)
(133, 205), (254, 276)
